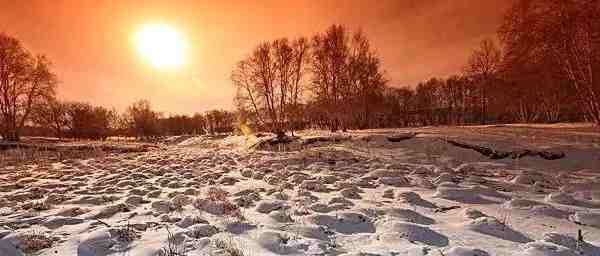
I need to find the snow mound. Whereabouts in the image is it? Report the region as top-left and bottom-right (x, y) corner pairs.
(85, 203), (131, 219)
(384, 208), (435, 225)
(176, 216), (208, 228)
(529, 206), (571, 219)
(310, 203), (333, 213)
(462, 208), (487, 220)
(124, 195), (147, 205)
(377, 221), (449, 247)
(546, 192), (599, 208)
(438, 181), (461, 188)
(176, 136), (207, 146)
(378, 176), (411, 186)
(413, 177), (435, 189)
(541, 232), (600, 255)
(257, 231), (308, 254)
(560, 181), (600, 193)
(365, 168), (406, 178)
(464, 175), (487, 184)
(470, 185), (510, 199)
(445, 246), (490, 256)
(268, 210), (293, 223)
(193, 198), (234, 215)
(397, 191), (421, 202)
(511, 171), (558, 188)
(433, 186), (497, 204)
(282, 224), (333, 240)
(504, 199), (546, 209)
(569, 211), (600, 228)
(77, 229), (118, 255)
(519, 241), (578, 256)
(308, 212), (375, 234)
(151, 200), (174, 214)
(340, 187), (362, 199)
(382, 189), (394, 199)
(545, 193), (578, 205)
(41, 216), (85, 229)
(433, 172), (457, 185)
(184, 224), (218, 238)
(464, 217), (532, 243)
(256, 200), (290, 214)
(300, 179), (329, 192)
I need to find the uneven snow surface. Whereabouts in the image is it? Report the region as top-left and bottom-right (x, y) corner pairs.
(1, 125), (599, 256)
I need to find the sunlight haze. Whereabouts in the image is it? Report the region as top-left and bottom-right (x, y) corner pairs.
(0, 0), (510, 114)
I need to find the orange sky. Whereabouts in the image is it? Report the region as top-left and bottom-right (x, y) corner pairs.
(0, 0), (511, 115)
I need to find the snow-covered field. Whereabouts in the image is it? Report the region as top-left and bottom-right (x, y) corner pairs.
(1, 125), (600, 256)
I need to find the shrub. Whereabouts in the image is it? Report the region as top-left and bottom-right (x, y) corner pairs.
(16, 230), (55, 253)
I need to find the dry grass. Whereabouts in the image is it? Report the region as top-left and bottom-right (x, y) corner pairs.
(21, 200), (52, 211)
(15, 230), (55, 253)
(0, 138), (156, 168)
(207, 187), (245, 222)
(207, 187), (230, 201)
(113, 223), (141, 243)
(214, 236), (245, 256)
(158, 226), (187, 256)
(0, 146), (105, 168)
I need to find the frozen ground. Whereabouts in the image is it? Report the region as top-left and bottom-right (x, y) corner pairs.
(1, 124), (600, 256)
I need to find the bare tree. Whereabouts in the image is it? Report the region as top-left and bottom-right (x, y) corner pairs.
(465, 39), (502, 125)
(232, 43), (279, 133)
(205, 109), (235, 134)
(232, 59), (265, 128)
(190, 113), (207, 135)
(285, 38), (309, 135)
(32, 99), (68, 138)
(0, 33), (57, 141)
(347, 31), (387, 129)
(311, 25), (350, 131)
(414, 79), (441, 126)
(310, 25), (387, 131)
(126, 99), (160, 139)
(444, 75), (471, 125)
(382, 86), (414, 127)
(500, 0), (600, 125)
(63, 102), (115, 140)
(232, 37), (309, 136)
(158, 113), (207, 136)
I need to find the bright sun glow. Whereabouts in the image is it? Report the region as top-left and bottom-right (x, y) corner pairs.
(136, 24), (186, 69)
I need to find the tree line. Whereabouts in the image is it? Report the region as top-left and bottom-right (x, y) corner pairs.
(27, 99), (236, 140)
(0, 34), (235, 142)
(2, 0), (598, 142)
(234, 0), (599, 134)
(1, 34), (236, 141)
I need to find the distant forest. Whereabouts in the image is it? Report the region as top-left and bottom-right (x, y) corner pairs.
(1, 0), (598, 141)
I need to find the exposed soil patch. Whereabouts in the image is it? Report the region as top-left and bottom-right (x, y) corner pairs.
(443, 139), (565, 160)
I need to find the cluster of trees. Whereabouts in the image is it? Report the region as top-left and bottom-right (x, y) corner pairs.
(233, 25), (387, 133)
(499, 0), (599, 124)
(33, 100), (118, 140)
(29, 99), (236, 140)
(234, 0), (599, 133)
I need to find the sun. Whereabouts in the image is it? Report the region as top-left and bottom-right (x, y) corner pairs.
(135, 24), (186, 69)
